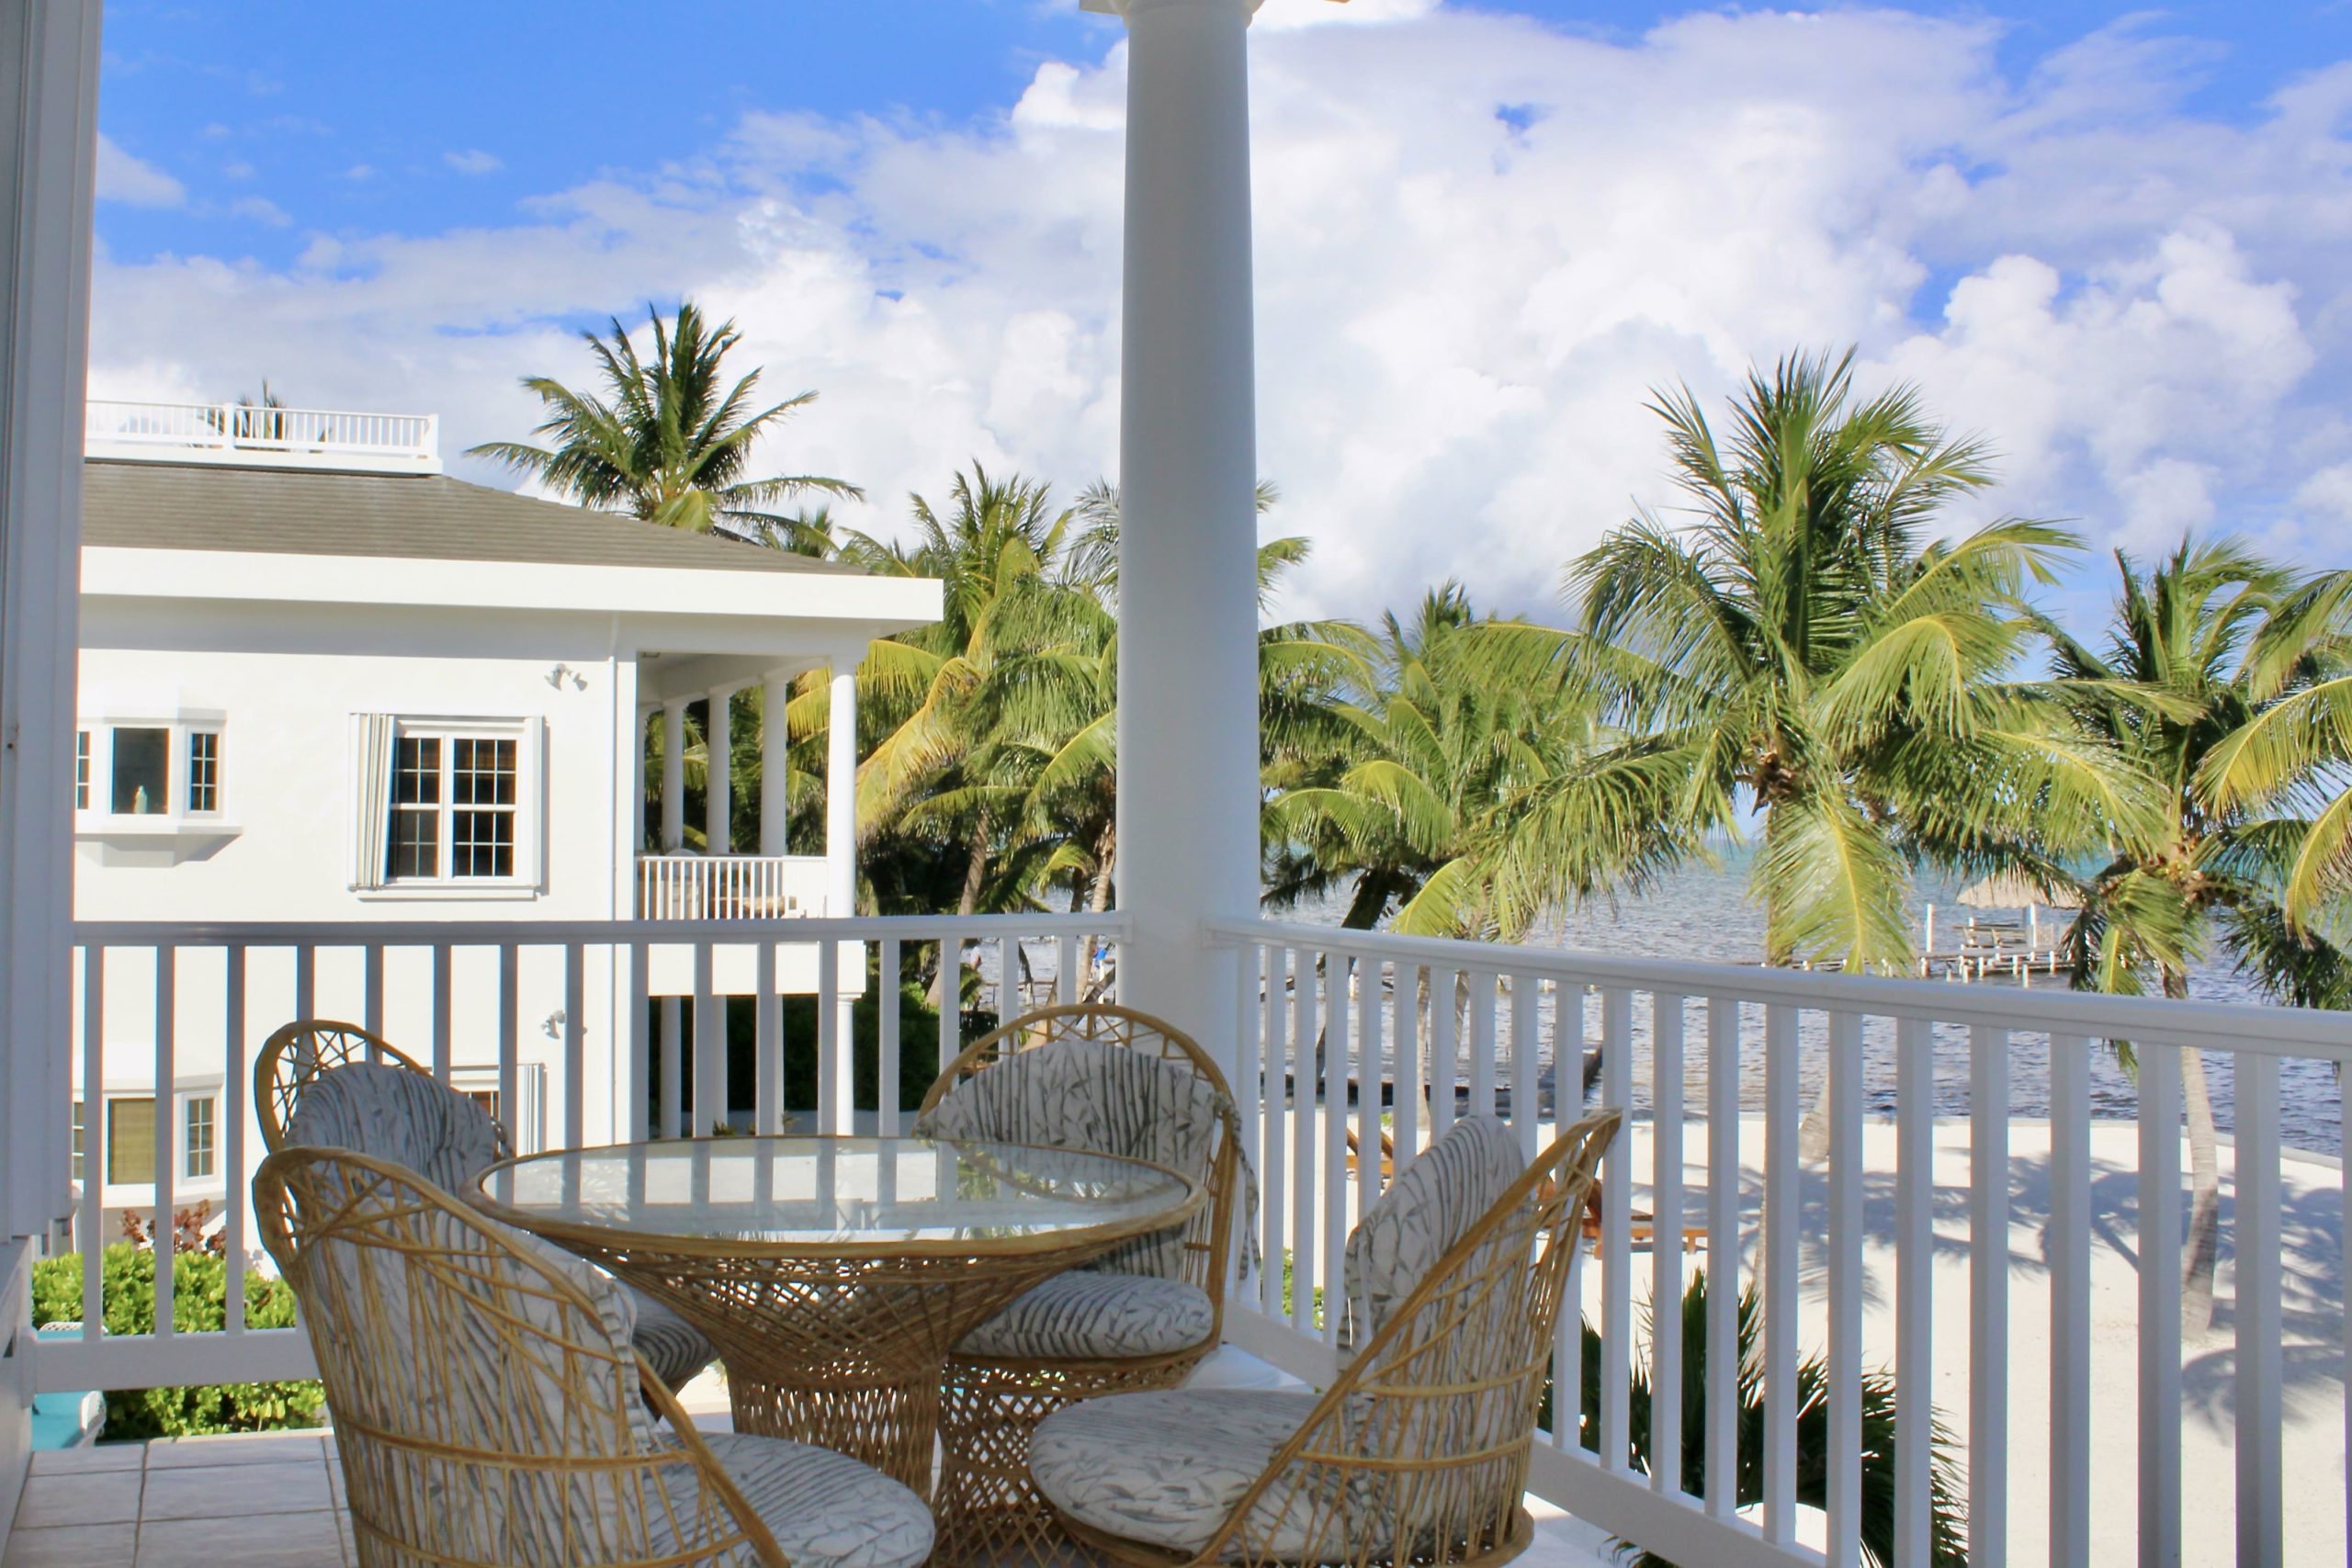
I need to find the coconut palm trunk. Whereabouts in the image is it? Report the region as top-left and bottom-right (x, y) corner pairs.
(934, 807), (992, 1017)
(1080, 820), (1116, 997)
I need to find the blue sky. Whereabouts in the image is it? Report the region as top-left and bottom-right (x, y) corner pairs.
(96, 2), (2352, 273)
(88, 1), (2352, 626)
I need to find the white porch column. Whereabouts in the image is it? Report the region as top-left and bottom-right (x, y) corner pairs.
(0, 0), (102, 1541)
(825, 653), (859, 918)
(825, 649), (860, 1133)
(760, 671), (791, 857)
(705, 688), (733, 854)
(1098, 0), (1261, 1074)
(661, 698), (688, 852)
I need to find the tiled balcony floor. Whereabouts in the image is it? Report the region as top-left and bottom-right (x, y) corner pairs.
(6, 1425), (1613, 1568)
(8, 1430), (348, 1568)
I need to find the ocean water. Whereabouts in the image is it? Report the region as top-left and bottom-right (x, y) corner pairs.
(1276, 853), (2346, 1157)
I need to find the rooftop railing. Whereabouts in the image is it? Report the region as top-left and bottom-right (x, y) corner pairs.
(84, 399), (441, 474)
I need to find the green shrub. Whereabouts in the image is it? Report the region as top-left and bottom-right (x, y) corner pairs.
(31, 1243), (325, 1440)
(1547, 1268), (1966, 1568)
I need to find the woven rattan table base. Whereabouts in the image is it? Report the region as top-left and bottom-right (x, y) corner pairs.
(569, 1242), (1103, 1501)
(933, 1346), (1209, 1566)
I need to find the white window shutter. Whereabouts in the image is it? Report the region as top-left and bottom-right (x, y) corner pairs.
(522, 715), (547, 890)
(348, 714), (395, 890)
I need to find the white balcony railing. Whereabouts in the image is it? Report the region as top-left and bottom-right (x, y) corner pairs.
(84, 399), (441, 474)
(48, 913), (1119, 1394)
(636, 853), (828, 921)
(37, 911), (2350, 1565)
(1207, 917), (2352, 1568)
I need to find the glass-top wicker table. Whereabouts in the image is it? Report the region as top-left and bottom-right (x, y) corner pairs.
(473, 1134), (1202, 1496)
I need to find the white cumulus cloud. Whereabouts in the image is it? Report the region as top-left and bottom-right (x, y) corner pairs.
(88, 5), (2352, 625)
(96, 134), (183, 208)
(444, 149), (503, 175)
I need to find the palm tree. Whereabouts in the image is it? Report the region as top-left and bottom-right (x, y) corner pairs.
(470, 300), (860, 547)
(1501, 349), (2149, 975)
(1263, 583), (1653, 940)
(839, 468), (1110, 999)
(2047, 539), (2352, 1333)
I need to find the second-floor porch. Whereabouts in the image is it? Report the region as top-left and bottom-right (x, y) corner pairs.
(24, 908), (2349, 1566)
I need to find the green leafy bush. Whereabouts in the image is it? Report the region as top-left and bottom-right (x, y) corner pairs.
(31, 1241), (324, 1440)
(1549, 1268), (1966, 1568)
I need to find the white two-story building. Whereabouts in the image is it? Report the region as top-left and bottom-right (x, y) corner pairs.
(69, 400), (939, 1236)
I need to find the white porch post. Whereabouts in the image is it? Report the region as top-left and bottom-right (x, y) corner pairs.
(760, 671), (791, 857)
(825, 649), (860, 1131)
(1096, 0), (1261, 1075)
(705, 687), (733, 853)
(661, 698), (687, 852)
(825, 653), (859, 919)
(0, 0), (102, 1545)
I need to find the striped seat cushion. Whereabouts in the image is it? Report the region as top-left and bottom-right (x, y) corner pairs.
(1032, 1389), (1377, 1560)
(655, 1433), (933, 1568)
(957, 1270), (1215, 1360)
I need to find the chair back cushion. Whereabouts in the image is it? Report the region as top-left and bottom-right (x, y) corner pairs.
(1339, 1114), (1529, 1355)
(916, 1034), (1222, 1277)
(285, 1061), (504, 1194)
(269, 1152), (675, 1564)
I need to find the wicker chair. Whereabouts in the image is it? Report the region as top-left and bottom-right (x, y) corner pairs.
(254, 1145), (933, 1568)
(912, 1003), (1247, 1563)
(1029, 1109), (1622, 1568)
(255, 1019), (718, 1398)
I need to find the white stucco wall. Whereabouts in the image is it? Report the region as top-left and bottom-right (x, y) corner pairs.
(65, 549), (935, 1237)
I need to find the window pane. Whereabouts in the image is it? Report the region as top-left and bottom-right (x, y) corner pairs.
(453, 738), (515, 806)
(187, 732), (220, 814)
(111, 727), (169, 815)
(74, 732), (89, 810)
(453, 808), (514, 878)
(390, 807), (439, 879)
(107, 1098), (156, 1186)
(394, 737), (441, 805)
(184, 1097), (216, 1179)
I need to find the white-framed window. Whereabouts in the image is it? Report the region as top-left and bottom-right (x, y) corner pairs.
(187, 731), (221, 815)
(72, 1086), (229, 1193)
(184, 1095), (216, 1180)
(105, 1096), (155, 1187)
(391, 728), (517, 881)
(449, 1063), (546, 1155)
(111, 726), (170, 815)
(356, 716), (542, 893)
(74, 716), (229, 827)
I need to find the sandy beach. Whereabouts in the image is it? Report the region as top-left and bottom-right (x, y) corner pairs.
(1522, 1115), (2347, 1566)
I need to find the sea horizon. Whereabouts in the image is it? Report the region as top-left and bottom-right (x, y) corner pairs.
(1272, 849), (2342, 1157)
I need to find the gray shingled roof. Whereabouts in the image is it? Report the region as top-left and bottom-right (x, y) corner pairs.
(81, 458), (865, 576)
